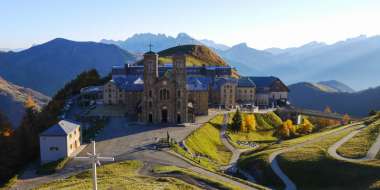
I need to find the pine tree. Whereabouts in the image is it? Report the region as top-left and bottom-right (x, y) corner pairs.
(230, 109), (242, 133)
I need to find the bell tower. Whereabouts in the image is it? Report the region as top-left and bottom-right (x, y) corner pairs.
(173, 53), (188, 123)
(142, 48), (158, 123)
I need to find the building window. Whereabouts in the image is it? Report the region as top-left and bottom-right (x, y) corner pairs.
(70, 144), (73, 150)
(177, 90), (181, 98)
(49, 147), (59, 151)
(148, 101), (152, 108)
(149, 90), (152, 97)
(160, 89), (170, 100)
(69, 134), (72, 139)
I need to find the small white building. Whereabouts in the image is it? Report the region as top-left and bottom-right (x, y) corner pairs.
(39, 120), (81, 164)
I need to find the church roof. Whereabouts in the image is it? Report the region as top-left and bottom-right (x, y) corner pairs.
(186, 76), (211, 91)
(40, 120), (80, 136)
(111, 76), (144, 92)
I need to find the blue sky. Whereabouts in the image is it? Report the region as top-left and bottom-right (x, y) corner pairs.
(1, 0), (380, 49)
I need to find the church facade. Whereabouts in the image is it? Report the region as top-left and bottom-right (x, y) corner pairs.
(103, 50), (289, 124)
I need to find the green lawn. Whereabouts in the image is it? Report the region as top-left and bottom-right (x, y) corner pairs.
(184, 115), (232, 168)
(337, 120), (380, 158)
(35, 161), (199, 190)
(277, 127), (380, 190)
(154, 165), (243, 190)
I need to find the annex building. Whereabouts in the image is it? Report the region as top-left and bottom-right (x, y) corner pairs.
(103, 51), (289, 124)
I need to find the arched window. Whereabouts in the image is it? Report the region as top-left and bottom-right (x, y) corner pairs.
(160, 89), (170, 100)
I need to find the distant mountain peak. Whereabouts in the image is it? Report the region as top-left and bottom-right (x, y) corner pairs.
(233, 42), (249, 48)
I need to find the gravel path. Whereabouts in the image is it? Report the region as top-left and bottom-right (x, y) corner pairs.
(328, 125), (380, 162)
(269, 123), (360, 190)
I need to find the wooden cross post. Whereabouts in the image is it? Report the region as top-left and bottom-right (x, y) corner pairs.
(75, 141), (114, 190)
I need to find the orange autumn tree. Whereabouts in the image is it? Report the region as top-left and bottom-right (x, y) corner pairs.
(278, 119), (295, 138)
(298, 118), (314, 134)
(245, 114), (256, 132)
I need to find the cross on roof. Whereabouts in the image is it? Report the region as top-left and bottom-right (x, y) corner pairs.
(74, 141), (114, 190)
(148, 42), (153, 51)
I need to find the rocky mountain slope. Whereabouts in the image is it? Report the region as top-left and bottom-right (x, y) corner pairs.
(0, 76), (50, 128)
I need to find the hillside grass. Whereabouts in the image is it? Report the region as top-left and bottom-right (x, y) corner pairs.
(184, 115), (232, 167)
(337, 120), (380, 158)
(237, 123), (356, 188)
(277, 127), (380, 190)
(227, 112), (281, 145)
(153, 165), (243, 190)
(159, 55), (214, 66)
(35, 160), (199, 190)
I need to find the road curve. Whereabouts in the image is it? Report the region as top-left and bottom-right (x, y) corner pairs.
(328, 125), (380, 162)
(220, 114), (241, 169)
(269, 123), (360, 190)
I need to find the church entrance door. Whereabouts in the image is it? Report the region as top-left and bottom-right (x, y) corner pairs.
(161, 108), (168, 123)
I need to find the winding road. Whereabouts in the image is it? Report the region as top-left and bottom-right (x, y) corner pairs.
(268, 123), (361, 190)
(220, 114), (242, 170)
(219, 113), (258, 183)
(328, 125), (380, 162)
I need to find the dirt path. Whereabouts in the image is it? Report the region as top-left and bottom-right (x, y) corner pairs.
(328, 125), (380, 162)
(269, 123), (360, 190)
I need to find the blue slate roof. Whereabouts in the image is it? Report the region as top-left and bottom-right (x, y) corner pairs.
(212, 77), (237, 90)
(186, 76), (211, 91)
(111, 76), (144, 92)
(238, 77), (256, 88)
(248, 76), (279, 88)
(40, 120), (80, 136)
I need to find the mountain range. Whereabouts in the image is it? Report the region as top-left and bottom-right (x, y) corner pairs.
(288, 82), (379, 117)
(0, 76), (50, 128)
(102, 33), (380, 91)
(0, 38), (136, 96)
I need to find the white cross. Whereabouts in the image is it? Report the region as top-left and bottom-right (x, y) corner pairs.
(75, 141), (114, 190)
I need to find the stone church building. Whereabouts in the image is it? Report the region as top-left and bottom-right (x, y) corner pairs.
(103, 50), (289, 124)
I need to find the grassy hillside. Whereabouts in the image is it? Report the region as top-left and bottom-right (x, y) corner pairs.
(337, 116), (380, 158)
(237, 124), (351, 188)
(277, 127), (380, 190)
(36, 161), (199, 190)
(227, 112), (282, 144)
(158, 45), (228, 66)
(184, 115), (232, 168)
